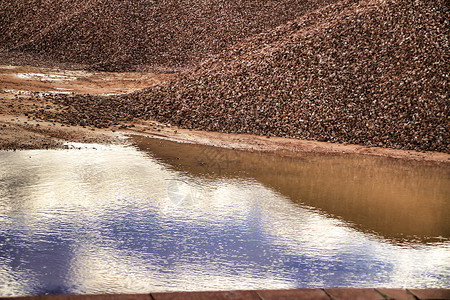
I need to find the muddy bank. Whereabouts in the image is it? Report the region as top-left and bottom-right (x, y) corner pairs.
(2, 114), (449, 163)
(123, 121), (450, 164)
(2, 109), (449, 164)
(1, 64), (448, 164)
(0, 65), (171, 150)
(0, 116), (121, 150)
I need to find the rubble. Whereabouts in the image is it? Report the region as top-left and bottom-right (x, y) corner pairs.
(0, 0), (334, 71)
(135, 0), (449, 153)
(11, 0), (450, 153)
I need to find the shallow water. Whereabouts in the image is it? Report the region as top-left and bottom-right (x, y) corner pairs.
(0, 138), (449, 296)
(16, 73), (78, 81)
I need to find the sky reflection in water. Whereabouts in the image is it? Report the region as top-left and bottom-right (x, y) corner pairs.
(0, 140), (449, 296)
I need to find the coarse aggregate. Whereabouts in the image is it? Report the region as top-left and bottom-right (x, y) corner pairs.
(11, 0), (450, 153)
(0, 0), (334, 71)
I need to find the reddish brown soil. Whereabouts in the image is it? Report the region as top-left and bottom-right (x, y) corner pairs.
(0, 65), (172, 149)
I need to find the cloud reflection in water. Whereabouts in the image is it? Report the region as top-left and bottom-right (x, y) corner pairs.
(0, 142), (449, 296)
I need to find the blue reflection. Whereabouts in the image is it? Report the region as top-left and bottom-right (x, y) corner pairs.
(94, 203), (394, 287)
(1, 227), (73, 294)
(1, 197), (394, 295)
(1, 148), (448, 296)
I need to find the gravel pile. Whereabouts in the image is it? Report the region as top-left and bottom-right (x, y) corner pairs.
(29, 0), (449, 153)
(0, 0), (334, 71)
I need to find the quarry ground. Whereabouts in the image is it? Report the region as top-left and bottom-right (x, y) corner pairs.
(1, 64), (448, 164)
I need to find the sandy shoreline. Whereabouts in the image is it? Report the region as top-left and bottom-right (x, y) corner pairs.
(123, 120), (450, 164)
(2, 112), (449, 165)
(1, 64), (448, 164)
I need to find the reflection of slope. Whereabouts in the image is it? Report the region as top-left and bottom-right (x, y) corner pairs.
(67, 179), (450, 290)
(133, 136), (450, 243)
(1, 143), (449, 295)
(247, 185), (450, 288)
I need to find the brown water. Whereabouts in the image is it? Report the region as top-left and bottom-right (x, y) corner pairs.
(0, 137), (449, 296)
(133, 136), (450, 244)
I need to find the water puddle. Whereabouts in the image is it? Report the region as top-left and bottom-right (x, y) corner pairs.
(16, 73), (78, 82)
(0, 65), (174, 97)
(0, 137), (449, 296)
(2, 89), (74, 96)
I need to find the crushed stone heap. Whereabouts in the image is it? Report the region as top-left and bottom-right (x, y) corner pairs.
(0, 0), (335, 71)
(28, 0), (449, 153)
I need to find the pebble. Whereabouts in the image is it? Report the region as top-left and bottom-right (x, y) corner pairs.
(0, 0), (335, 71)
(13, 0), (450, 153)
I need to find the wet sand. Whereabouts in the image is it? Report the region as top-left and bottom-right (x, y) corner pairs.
(123, 121), (450, 164)
(1, 65), (449, 164)
(0, 65), (171, 149)
(0, 65), (173, 95)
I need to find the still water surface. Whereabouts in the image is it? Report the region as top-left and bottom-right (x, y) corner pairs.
(0, 137), (449, 296)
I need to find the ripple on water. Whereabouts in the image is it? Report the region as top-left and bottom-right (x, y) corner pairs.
(0, 140), (449, 296)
